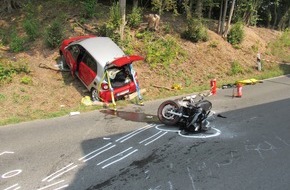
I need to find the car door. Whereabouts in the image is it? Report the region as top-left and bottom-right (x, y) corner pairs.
(66, 45), (80, 73)
(78, 52), (97, 87)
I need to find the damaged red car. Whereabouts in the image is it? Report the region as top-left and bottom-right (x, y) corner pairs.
(59, 36), (143, 102)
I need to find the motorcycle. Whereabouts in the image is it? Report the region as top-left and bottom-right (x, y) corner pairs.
(157, 93), (214, 132)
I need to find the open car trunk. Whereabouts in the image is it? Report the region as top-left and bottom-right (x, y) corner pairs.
(106, 65), (134, 88)
(106, 55), (143, 88)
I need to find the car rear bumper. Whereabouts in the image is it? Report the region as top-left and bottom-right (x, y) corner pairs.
(99, 82), (137, 102)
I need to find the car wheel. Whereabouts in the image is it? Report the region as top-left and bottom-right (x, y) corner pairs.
(91, 88), (99, 102)
(60, 54), (69, 69)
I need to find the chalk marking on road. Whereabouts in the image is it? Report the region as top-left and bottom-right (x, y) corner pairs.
(78, 142), (114, 161)
(53, 184), (69, 190)
(139, 131), (163, 144)
(276, 136), (290, 146)
(187, 167), (196, 190)
(0, 151), (14, 156)
(4, 183), (21, 190)
(82, 144), (116, 163)
(42, 163), (78, 182)
(97, 147), (133, 166)
(178, 128), (221, 139)
(168, 181), (174, 190)
(2, 170), (22, 179)
(115, 124), (155, 143)
(155, 124), (180, 133)
(144, 132), (168, 146)
(102, 149), (138, 169)
(37, 180), (65, 190)
(245, 141), (277, 160)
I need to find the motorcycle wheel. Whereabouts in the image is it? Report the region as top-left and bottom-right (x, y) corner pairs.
(157, 100), (181, 125)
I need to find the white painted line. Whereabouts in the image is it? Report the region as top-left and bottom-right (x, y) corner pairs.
(0, 151), (14, 156)
(139, 131), (163, 144)
(42, 164), (74, 182)
(83, 144), (116, 162)
(144, 132), (168, 146)
(78, 143), (113, 161)
(53, 184), (69, 190)
(178, 128), (221, 139)
(4, 183), (20, 190)
(37, 180), (65, 190)
(102, 149), (138, 169)
(47, 165), (78, 182)
(97, 147), (133, 166)
(42, 163), (78, 182)
(2, 170), (22, 178)
(115, 124), (154, 143)
(155, 124), (180, 133)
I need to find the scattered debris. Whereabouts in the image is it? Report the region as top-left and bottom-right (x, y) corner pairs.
(69, 111), (80, 116)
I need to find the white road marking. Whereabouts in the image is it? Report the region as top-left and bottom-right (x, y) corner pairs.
(101, 149), (138, 169)
(78, 142), (116, 162)
(2, 170), (22, 179)
(0, 151), (14, 156)
(97, 147), (133, 166)
(115, 124), (154, 143)
(53, 184), (69, 190)
(42, 164), (78, 182)
(4, 183), (21, 190)
(139, 131), (163, 144)
(144, 132), (168, 146)
(37, 180), (65, 190)
(82, 144), (116, 163)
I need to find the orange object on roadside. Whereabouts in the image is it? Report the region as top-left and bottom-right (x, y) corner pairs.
(236, 83), (242, 97)
(210, 79), (217, 95)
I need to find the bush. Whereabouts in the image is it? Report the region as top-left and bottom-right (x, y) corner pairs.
(10, 31), (26, 52)
(82, 0), (98, 18)
(181, 19), (209, 43)
(45, 19), (64, 48)
(227, 22), (245, 45)
(127, 7), (143, 28)
(23, 18), (40, 41)
(229, 60), (243, 75)
(0, 60), (30, 84)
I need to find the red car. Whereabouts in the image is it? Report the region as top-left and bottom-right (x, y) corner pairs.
(59, 36), (143, 102)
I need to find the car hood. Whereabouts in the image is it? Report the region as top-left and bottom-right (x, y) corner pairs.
(109, 55), (144, 67)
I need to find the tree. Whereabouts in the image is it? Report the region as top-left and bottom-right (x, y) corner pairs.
(120, 0), (126, 41)
(223, 0), (236, 37)
(1, 0), (23, 13)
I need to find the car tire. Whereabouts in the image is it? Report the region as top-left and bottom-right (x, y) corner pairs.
(91, 88), (99, 102)
(60, 54), (69, 69)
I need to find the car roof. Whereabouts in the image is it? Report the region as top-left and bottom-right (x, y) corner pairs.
(76, 37), (125, 68)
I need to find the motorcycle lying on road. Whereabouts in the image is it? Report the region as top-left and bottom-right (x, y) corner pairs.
(157, 93), (214, 132)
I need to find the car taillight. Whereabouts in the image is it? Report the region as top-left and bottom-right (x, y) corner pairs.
(101, 83), (109, 90)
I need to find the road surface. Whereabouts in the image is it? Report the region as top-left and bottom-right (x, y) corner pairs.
(1, 75), (290, 190)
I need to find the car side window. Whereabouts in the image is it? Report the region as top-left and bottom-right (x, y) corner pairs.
(68, 45), (80, 60)
(82, 53), (98, 74)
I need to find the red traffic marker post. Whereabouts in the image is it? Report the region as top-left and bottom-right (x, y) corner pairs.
(210, 79), (217, 95)
(236, 83), (243, 98)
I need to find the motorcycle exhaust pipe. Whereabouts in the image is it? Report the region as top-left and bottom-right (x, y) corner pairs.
(167, 110), (189, 118)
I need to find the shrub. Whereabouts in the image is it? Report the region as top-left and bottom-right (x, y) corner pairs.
(45, 19), (64, 48)
(82, 0), (98, 18)
(20, 76), (33, 85)
(127, 7), (143, 28)
(181, 18), (209, 43)
(0, 60), (30, 84)
(229, 60), (243, 75)
(227, 22), (245, 45)
(23, 18), (40, 41)
(10, 31), (26, 52)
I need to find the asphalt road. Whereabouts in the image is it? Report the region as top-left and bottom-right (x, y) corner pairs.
(1, 75), (290, 190)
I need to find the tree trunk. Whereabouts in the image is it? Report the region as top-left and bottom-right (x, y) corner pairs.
(223, 0), (236, 37)
(120, 0), (126, 41)
(218, 0), (224, 34)
(221, 0), (228, 34)
(133, 0), (138, 8)
(195, 0), (203, 18)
